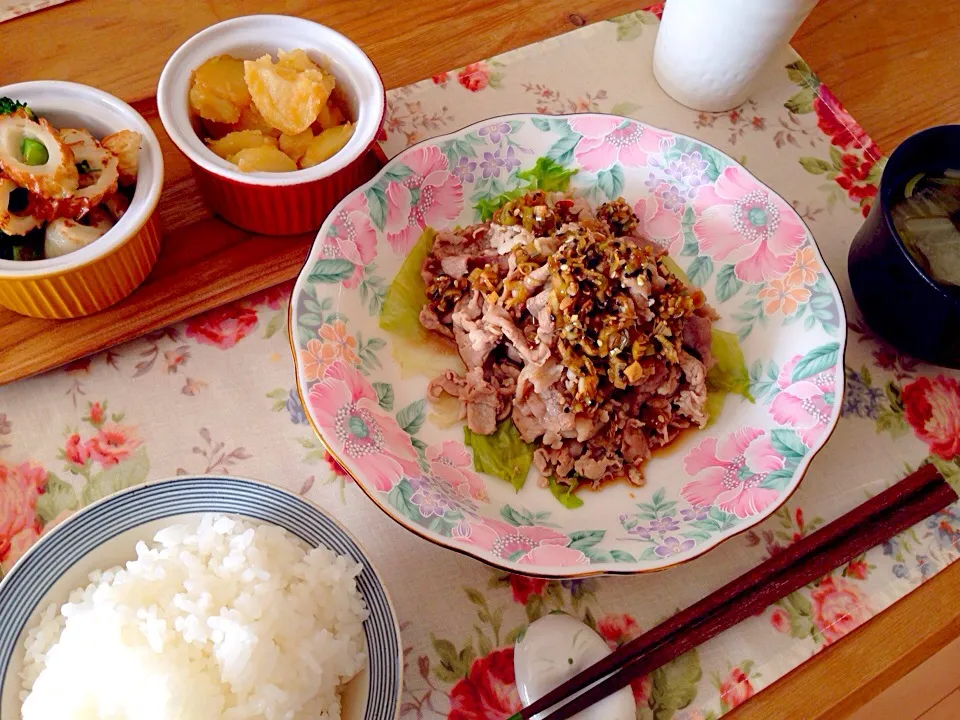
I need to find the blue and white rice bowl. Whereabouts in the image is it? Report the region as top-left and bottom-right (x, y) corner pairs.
(0, 475), (402, 719)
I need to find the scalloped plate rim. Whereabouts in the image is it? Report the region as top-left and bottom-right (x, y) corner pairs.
(290, 111), (847, 578)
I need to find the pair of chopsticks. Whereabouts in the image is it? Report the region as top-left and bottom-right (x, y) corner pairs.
(509, 463), (956, 720)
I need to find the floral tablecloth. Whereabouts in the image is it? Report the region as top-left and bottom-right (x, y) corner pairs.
(0, 0), (71, 23)
(3, 7), (960, 719)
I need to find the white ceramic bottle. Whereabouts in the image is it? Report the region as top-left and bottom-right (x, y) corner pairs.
(653, 0), (818, 112)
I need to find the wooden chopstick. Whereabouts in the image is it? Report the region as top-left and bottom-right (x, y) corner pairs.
(510, 463), (953, 720)
(540, 477), (956, 720)
(512, 463), (943, 719)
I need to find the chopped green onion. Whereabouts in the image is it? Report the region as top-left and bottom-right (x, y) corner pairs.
(20, 137), (48, 166)
(76, 160), (92, 175)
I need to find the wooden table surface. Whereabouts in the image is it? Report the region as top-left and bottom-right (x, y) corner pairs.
(3, 0), (959, 717)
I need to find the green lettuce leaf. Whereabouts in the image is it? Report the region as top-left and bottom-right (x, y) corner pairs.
(548, 476), (584, 509)
(659, 255), (693, 287)
(464, 420), (534, 492)
(515, 157), (578, 192)
(475, 157), (578, 221)
(475, 189), (524, 222)
(655, 261), (750, 425)
(704, 391), (726, 428)
(707, 329), (753, 401)
(379, 227), (437, 341)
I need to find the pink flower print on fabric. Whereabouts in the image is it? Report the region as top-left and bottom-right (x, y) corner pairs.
(384, 145), (463, 254)
(681, 428), (785, 518)
(568, 116), (666, 172)
(307, 362), (420, 492)
(324, 191), (378, 288)
(454, 517), (590, 566)
(693, 166), (806, 283)
(769, 355), (836, 447)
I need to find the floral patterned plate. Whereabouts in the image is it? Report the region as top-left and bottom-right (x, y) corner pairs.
(290, 113), (846, 577)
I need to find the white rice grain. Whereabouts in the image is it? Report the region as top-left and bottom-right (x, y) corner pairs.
(19, 513), (368, 720)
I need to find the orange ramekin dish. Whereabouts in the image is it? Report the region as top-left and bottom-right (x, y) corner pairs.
(0, 81), (164, 319)
(156, 15), (386, 236)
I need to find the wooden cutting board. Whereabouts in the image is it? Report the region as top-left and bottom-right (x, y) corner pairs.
(0, 98), (383, 386)
(0, 0), (643, 387)
(5, 0), (957, 392)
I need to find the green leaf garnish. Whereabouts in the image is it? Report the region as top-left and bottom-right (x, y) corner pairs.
(659, 255), (693, 287)
(704, 391), (725, 427)
(706, 329), (753, 401)
(379, 227), (437, 341)
(515, 156), (578, 192)
(548, 475), (584, 509)
(475, 188), (525, 223)
(474, 156), (578, 221)
(659, 257), (740, 432)
(464, 420), (534, 492)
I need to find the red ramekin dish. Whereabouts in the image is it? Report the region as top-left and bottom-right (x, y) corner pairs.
(157, 14), (386, 236)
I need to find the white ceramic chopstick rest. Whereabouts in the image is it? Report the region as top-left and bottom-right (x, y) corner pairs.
(513, 612), (636, 720)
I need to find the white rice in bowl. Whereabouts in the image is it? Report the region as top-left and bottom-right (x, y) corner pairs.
(19, 513), (368, 719)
